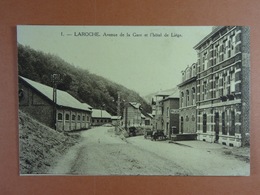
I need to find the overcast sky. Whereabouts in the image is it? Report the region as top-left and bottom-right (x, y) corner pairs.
(17, 25), (212, 96)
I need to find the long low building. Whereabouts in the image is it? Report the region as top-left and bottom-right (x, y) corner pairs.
(91, 109), (112, 126)
(19, 76), (92, 131)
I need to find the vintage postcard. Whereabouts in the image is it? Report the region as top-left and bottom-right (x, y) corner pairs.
(17, 25), (250, 176)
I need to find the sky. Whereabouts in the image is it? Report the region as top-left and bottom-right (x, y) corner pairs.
(17, 25), (212, 96)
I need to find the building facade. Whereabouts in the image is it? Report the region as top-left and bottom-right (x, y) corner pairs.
(178, 63), (197, 134)
(123, 102), (142, 127)
(160, 93), (180, 137)
(194, 26), (250, 147)
(19, 76), (92, 131)
(144, 113), (153, 129)
(152, 93), (170, 131)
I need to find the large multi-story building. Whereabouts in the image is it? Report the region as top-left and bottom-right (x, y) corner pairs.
(151, 90), (179, 137)
(178, 63), (197, 134)
(160, 92), (180, 137)
(194, 26), (250, 147)
(152, 93), (171, 131)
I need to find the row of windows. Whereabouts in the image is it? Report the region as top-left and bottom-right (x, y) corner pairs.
(93, 119), (110, 123)
(199, 32), (240, 72)
(181, 64), (197, 82)
(57, 113), (90, 121)
(200, 111), (235, 136)
(180, 87), (196, 107)
(180, 115), (196, 122)
(198, 71), (235, 101)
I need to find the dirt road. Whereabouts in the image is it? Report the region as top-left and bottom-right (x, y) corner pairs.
(48, 126), (249, 176)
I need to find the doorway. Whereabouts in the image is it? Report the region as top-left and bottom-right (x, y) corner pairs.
(180, 117), (183, 134)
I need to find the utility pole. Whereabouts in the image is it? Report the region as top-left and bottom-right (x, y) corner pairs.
(124, 101), (128, 130)
(116, 92), (121, 134)
(51, 74), (61, 130)
(101, 104), (105, 126)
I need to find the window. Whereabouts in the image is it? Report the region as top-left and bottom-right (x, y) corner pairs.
(230, 72), (235, 92)
(219, 77), (223, 96)
(203, 52), (208, 70)
(83, 115), (85, 121)
(223, 40), (227, 54)
(192, 65), (196, 77)
(223, 75), (227, 95)
(222, 112), (227, 135)
(181, 92), (184, 107)
(228, 50), (231, 58)
(58, 113), (63, 121)
(167, 107), (169, 117)
(192, 87), (195, 105)
(186, 68), (191, 80)
(230, 111), (235, 136)
(87, 116), (89, 122)
(145, 120), (150, 125)
(203, 114), (207, 133)
(203, 81), (207, 100)
(186, 90), (189, 106)
(182, 72), (185, 82)
(215, 78), (219, 98)
(72, 114), (76, 121)
(78, 115), (81, 121)
(216, 46), (219, 59)
(65, 114), (70, 120)
(219, 54), (224, 62)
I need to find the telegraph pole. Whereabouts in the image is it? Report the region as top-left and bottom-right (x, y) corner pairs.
(115, 92), (121, 134)
(124, 101), (128, 130)
(51, 74), (61, 130)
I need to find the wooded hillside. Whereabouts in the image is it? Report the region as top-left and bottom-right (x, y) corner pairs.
(18, 44), (152, 115)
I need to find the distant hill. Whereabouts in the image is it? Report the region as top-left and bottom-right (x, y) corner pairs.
(143, 87), (179, 103)
(18, 44), (152, 115)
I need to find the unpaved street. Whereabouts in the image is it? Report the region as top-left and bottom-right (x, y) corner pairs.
(48, 126), (249, 176)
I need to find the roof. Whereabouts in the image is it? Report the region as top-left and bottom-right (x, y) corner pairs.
(147, 113), (154, 119)
(19, 76), (92, 112)
(91, 109), (112, 118)
(193, 26), (225, 49)
(159, 88), (179, 102)
(111, 116), (122, 120)
(141, 114), (146, 119)
(167, 91), (180, 99)
(154, 87), (179, 97)
(155, 91), (172, 97)
(129, 102), (141, 109)
(178, 76), (197, 87)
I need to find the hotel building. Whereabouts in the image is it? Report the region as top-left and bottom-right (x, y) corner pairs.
(194, 26), (250, 147)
